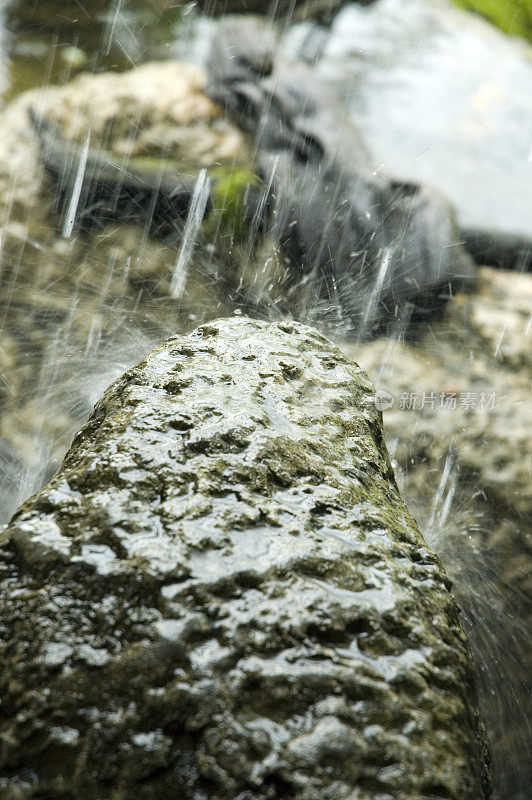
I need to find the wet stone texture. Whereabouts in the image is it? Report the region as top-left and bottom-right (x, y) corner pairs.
(0, 318), (490, 800)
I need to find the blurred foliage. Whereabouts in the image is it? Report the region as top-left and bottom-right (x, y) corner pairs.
(204, 167), (261, 240)
(452, 0), (532, 42)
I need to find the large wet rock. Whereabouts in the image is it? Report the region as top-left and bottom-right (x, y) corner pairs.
(297, 0), (532, 239)
(0, 317), (490, 800)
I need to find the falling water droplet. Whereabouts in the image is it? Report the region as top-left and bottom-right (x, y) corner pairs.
(171, 168), (211, 299)
(62, 129), (90, 239)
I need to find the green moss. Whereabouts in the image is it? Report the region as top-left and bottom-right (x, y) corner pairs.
(452, 0), (532, 42)
(203, 167), (262, 240)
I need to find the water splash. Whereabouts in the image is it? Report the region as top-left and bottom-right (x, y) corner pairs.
(62, 129), (90, 238)
(171, 168), (211, 299)
(361, 245), (394, 333)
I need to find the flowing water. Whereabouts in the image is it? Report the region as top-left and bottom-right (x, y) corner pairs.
(0, 2), (530, 798)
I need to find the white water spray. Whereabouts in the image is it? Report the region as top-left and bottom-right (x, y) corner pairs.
(62, 129), (90, 239)
(170, 168), (211, 299)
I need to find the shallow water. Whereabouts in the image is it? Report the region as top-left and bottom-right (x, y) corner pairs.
(0, 0), (186, 101)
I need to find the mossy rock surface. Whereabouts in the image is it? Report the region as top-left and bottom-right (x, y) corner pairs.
(0, 317), (490, 799)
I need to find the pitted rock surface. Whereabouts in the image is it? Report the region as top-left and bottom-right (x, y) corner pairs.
(0, 317), (490, 799)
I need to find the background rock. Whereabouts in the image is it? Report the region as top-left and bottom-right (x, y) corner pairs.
(292, 0), (532, 240)
(153, 0), (349, 21)
(0, 317), (490, 800)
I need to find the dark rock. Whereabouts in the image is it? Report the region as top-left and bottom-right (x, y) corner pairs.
(29, 109), (199, 237)
(0, 317), (490, 799)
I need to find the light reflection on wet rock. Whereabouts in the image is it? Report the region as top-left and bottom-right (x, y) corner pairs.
(0, 317), (489, 799)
